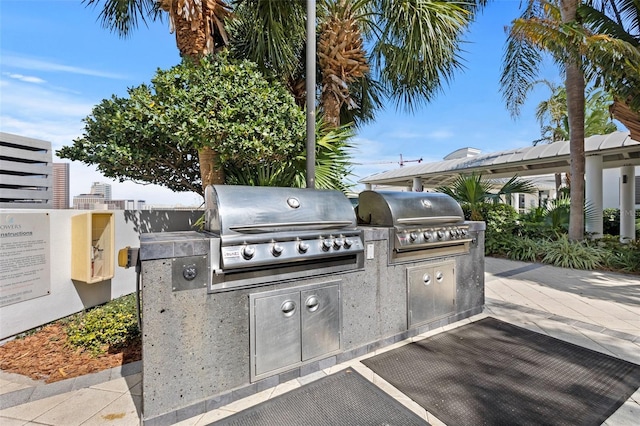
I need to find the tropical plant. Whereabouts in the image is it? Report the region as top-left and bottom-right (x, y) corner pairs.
(225, 118), (356, 192)
(436, 173), (537, 220)
(541, 235), (605, 269)
(579, 0), (640, 140)
(501, 0), (587, 241)
(501, 0), (640, 241)
(230, 0), (489, 128)
(534, 82), (618, 145)
(58, 54), (306, 196)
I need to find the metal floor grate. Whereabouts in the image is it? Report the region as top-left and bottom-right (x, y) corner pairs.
(362, 317), (640, 426)
(210, 368), (428, 425)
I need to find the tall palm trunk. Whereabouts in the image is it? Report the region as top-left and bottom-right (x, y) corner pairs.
(560, 0), (586, 241)
(317, 0), (368, 128)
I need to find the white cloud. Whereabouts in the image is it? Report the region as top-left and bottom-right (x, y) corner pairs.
(426, 129), (454, 140)
(2, 54), (128, 80)
(3, 72), (46, 84)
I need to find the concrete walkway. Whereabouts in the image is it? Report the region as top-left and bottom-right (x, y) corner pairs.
(1, 257), (639, 425)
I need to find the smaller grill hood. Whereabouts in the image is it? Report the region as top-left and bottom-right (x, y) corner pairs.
(357, 191), (464, 227)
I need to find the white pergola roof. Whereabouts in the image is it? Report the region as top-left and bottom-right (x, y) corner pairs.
(360, 131), (640, 188)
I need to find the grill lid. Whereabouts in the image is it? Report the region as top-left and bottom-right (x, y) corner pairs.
(357, 191), (464, 227)
(205, 185), (358, 237)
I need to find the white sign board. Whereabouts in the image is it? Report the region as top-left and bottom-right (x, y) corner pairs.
(0, 213), (51, 307)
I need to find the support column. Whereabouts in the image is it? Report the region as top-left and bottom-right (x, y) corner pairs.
(412, 177), (423, 192)
(620, 165), (636, 242)
(364, 183), (372, 190)
(585, 155), (603, 238)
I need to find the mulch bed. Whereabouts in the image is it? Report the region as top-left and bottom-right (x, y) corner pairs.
(0, 323), (141, 383)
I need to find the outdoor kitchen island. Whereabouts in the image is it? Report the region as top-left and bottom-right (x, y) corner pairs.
(138, 186), (485, 426)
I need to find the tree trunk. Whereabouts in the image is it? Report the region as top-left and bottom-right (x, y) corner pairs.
(320, 90), (342, 128)
(198, 146), (225, 192)
(561, 0), (586, 242)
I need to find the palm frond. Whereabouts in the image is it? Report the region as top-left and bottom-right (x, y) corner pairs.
(83, 0), (161, 38)
(370, 0), (473, 112)
(228, 0), (306, 78)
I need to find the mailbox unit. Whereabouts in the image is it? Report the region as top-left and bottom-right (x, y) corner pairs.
(71, 212), (115, 283)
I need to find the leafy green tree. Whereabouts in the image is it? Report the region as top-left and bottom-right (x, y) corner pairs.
(58, 54), (306, 196)
(85, 0), (234, 186)
(436, 173), (537, 221)
(225, 119), (355, 192)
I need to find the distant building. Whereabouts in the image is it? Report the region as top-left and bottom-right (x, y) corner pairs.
(72, 194), (128, 210)
(125, 200), (146, 210)
(0, 132), (52, 208)
(90, 182), (112, 201)
(52, 163), (70, 209)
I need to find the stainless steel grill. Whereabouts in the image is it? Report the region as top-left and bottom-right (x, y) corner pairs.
(205, 185), (364, 291)
(357, 190), (472, 263)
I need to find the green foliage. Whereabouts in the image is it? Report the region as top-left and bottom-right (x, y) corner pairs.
(438, 173), (535, 221)
(482, 200), (639, 274)
(57, 53), (306, 195)
(66, 294), (139, 355)
(598, 237), (640, 274)
(480, 203), (519, 257)
(540, 235), (605, 270)
(224, 119), (356, 192)
(507, 236), (541, 262)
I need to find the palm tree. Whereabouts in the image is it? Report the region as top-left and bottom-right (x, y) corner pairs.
(534, 81), (618, 190)
(502, 0), (587, 241)
(579, 0), (640, 139)
(231, 0), (489, 129)
(501, 0), (639, 241)
(436, 173), (537, 221)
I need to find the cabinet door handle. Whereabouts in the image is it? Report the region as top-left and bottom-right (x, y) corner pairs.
(436, 271), (444, 282)
(305, 295), (319, 312)
(423, 273), (431, 285)
(281, 300), (296, 317)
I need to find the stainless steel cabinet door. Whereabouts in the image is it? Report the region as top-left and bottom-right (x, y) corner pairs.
(253, 291), (301, 376)
(301, 284), (340, 361)
(407, 261), (455, 327)
(407, 266), (436, 327)
(432, 263), (455, 318)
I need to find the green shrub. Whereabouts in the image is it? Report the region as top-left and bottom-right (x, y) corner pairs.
(540, 236), (605, 270)
(507, 237), (541, 262)
(597, 236), (640, 273)
(66, 294), (139, 355)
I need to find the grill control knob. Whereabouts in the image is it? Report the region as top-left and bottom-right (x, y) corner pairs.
(271, 244), (284, 257)
(333, 238), (344, 249)
(242, 246), (255, 260)
(343, 239), (353, 249)
(449, 229), (456, 238)
(461, 229), (468, 236)
(297, 241), (310, 253)
(437, 230), (446, 240)
(322, 239), (333, 251)
(423, 232), (432, 241)
(409, 232), (418, 242)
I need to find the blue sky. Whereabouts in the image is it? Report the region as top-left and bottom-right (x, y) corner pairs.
(1, 0), (568, 206)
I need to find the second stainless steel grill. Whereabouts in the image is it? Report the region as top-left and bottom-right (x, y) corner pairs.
(205, 185), (364, 291)
(357, 190), (472, 263)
